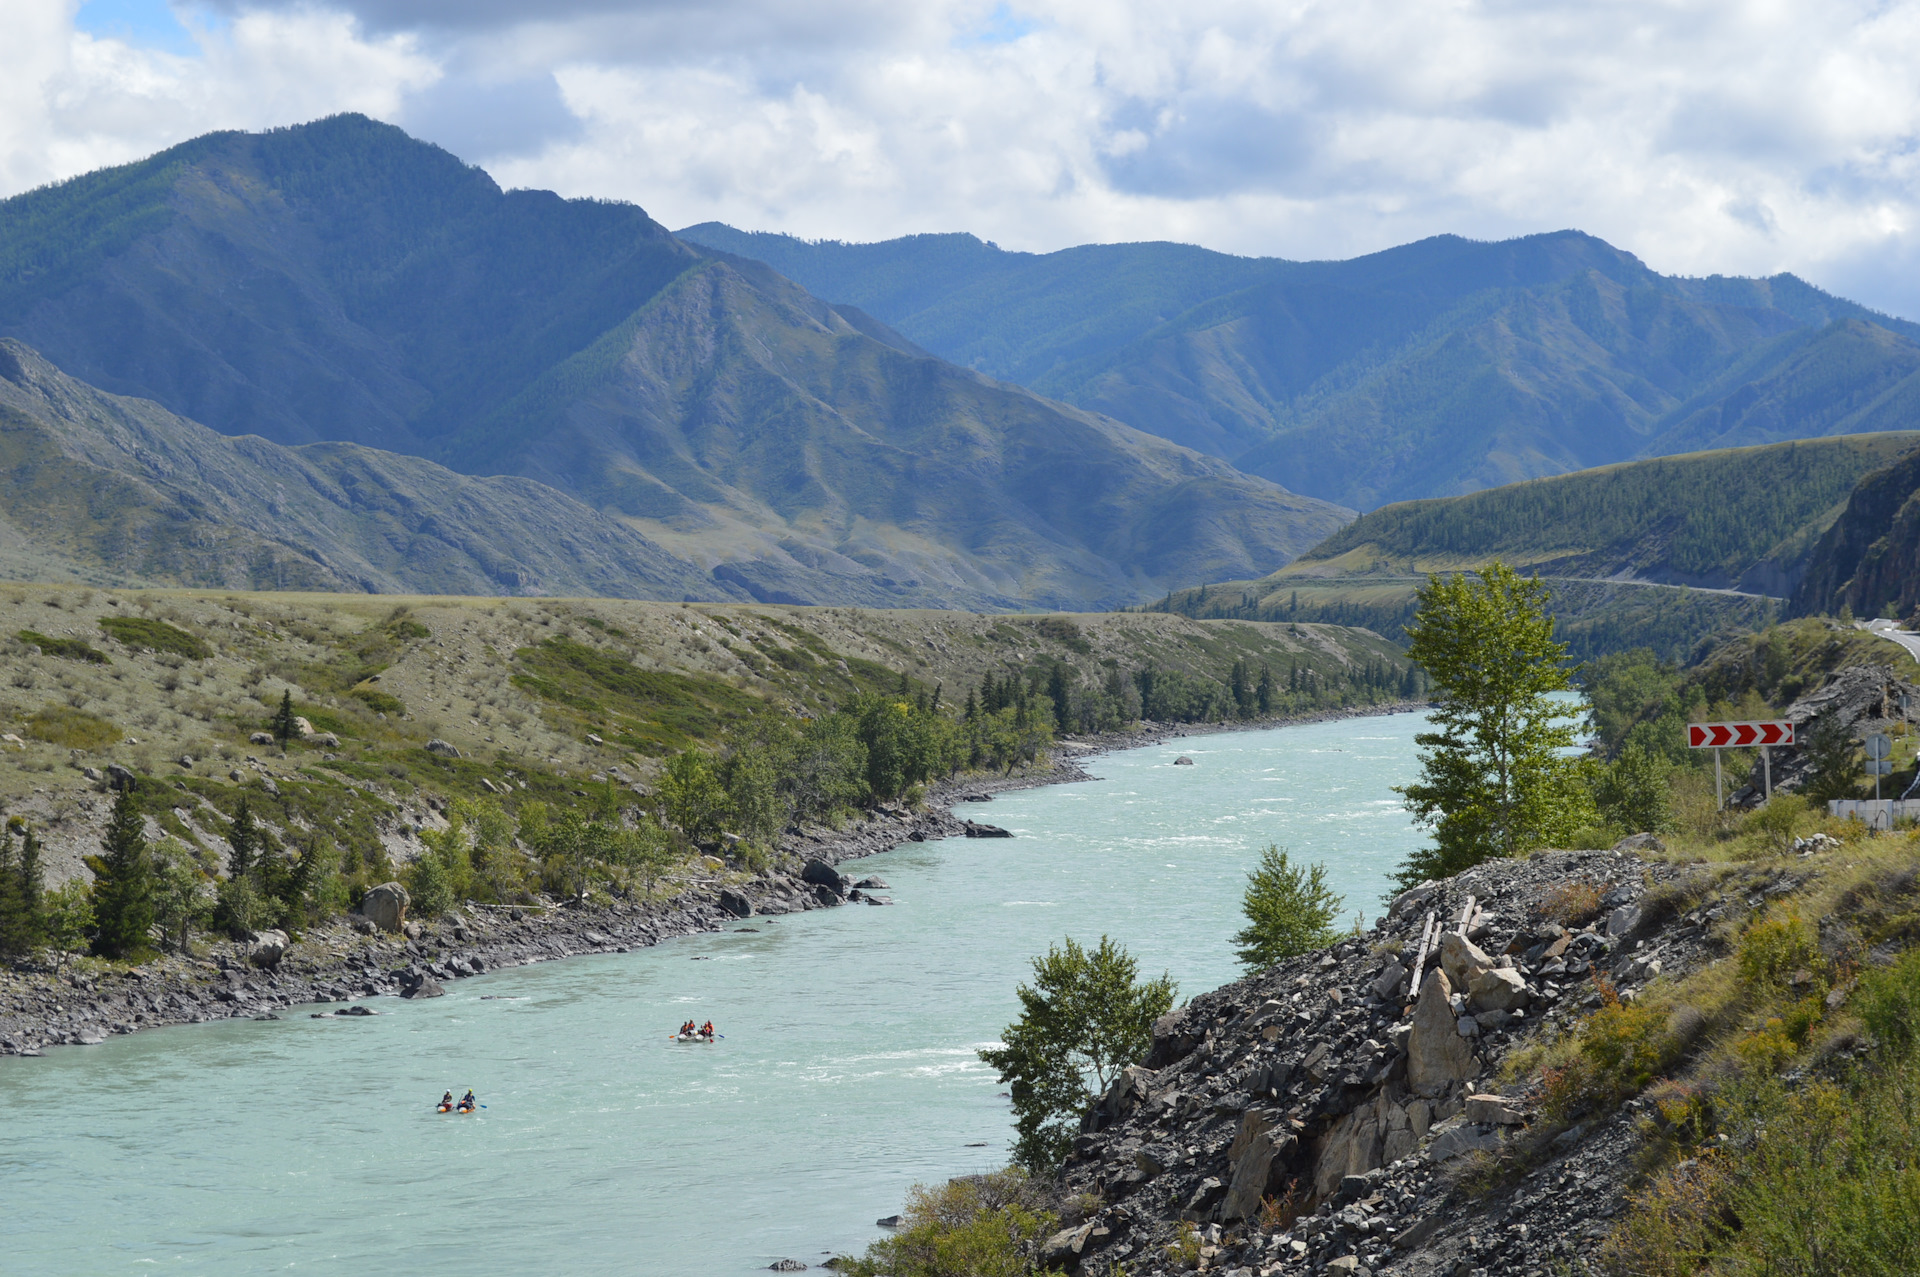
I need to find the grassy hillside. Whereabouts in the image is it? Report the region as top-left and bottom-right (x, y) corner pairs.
(1283, 433), (1920, 594)
(0, 584), (1407, 888)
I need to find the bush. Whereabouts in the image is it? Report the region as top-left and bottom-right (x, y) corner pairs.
(24, 705), (119, 750)
(839, 1171), (1061, 1277)
(1539, 881), (1604, 928)
(17, 630), (109, 663)
(1736, 912), (1821, 991)
(98, 615), (210, 659)
(1859, 946), (1920, 1054)
(1233, 845), (1342, 971)
(349, 685), (405, 716)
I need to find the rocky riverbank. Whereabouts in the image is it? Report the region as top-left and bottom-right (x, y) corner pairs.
(1043, 838), (1731, 1277)
(0, 756), (1098, 1057)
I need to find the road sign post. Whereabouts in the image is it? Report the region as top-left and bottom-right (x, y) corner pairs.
(1867, 733), (1893, 801)
(1687, 722), (1796, 809)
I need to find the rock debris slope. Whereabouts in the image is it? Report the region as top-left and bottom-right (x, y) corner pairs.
(1052, 845), (1719, 1277)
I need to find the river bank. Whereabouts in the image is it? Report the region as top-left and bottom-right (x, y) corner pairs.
(0, 699), (1426, 1060)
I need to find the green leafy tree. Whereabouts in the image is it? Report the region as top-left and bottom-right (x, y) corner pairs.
(978, 935), (1176, 1172)
(1233, 845), (1343, 971)
(1592, 742), (1673, 834)
(271, 690), (298, 746)
(839, 1170), (1061, 1277)
(150, 838), (214, 955)
(1395, 564), (1593, 885)
(656, 748), (728, 841)
(41, 881), (94, 970)
(719, 740), (786, 842)
(91, 785), (155, 959)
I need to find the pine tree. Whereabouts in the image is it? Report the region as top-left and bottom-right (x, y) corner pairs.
(1256, 664), (1275, 715)
(0, 824), (25, 957)
(92, 786), (155, 959)
(271, 690), (298, 745)
(227, 794), (261, 877)
(1046, 664), (1071, 733)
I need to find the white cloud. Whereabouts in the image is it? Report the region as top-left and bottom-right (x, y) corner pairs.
(9, 0), (1920, 318)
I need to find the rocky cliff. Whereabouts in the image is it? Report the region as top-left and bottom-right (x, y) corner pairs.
(1044, 843), (1720, 1277)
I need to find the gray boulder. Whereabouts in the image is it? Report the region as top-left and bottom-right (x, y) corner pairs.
(719, 889), (754, 918)
(358, 882), (410, 933)
(1467, 966), (1529, 1012)
(425, 739), (461, 758)
(801, 859), (848, 896)
(247, 929), (290, 968)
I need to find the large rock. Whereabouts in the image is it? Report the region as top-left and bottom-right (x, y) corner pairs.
(1467, 967), (1529, 1013)
(1220, 1109), (1298, 1220)
(357, 882), (410, 933)
(801, 859), (848, 896)
(1438, 932), (1493, 990)
(425, 738), (461, 758)
(1406, 969), (1477, 1097)
(719, 889), (754, 918)
(1371, 959), (1409, 1002)
(1311, 1092), (1409, 1196)
(247, 929), (289, 968)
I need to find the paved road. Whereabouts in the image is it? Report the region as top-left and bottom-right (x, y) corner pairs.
(1865, 619), (1920, 664)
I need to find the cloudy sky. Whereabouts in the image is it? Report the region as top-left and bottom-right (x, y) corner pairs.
(8, 0), (1920, 318)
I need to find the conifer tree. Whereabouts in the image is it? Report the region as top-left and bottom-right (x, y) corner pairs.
(271, 690), (298, 745)
(0, 823), (27, 957)
(1256, 664), (1275, 715)
(92, 786), (155, 959)
(227, 794), (261, 877)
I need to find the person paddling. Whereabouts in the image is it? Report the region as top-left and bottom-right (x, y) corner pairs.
(701, 1020), (716, 1040)
(458, 1089), (476, 1112)
(439, 1090), (454, 1111)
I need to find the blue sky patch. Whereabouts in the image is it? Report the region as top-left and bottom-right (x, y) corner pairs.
(957, 3), (1038, 47)
(75, 0), (216, 57)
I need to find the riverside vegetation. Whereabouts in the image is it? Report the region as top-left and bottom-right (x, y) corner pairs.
(0, 583), (1406, 973)
(845, 568), (1920, 1276)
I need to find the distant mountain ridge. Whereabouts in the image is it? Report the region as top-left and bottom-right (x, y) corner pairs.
(0, 116), (1352, 609)
(0, 340), (718, 598)
(678, 224), (1920, 510)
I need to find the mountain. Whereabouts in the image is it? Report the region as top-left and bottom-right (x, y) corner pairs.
(0, 116), (1351, 608)
(678, 224), (1920, 509)
(1790, 441), (1920, 621)
(1278, 433), (1920, 595)
(0, 339), (718, 597)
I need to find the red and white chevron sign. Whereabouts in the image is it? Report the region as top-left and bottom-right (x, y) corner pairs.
(1687, 721), (1794, 748)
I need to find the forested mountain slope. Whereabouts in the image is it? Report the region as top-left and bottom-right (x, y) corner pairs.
(1281, 433), (1919, 595)
(0, 116), (1350, 609)
(1791, 441), (1920, 621)
(681, 224), (1920, 509)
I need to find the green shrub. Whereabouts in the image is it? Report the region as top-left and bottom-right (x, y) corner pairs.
(349, 685), (406, 716)
(98, 615), (210, 659)
(839, 1171), (1061, 1277)
(1859, 946), (1920, 1054)
(24, 705), (119, 750)
(1737, 912), (1821, 991)
(17, 630), (109, 663)
(1233, 845), (1342, 970)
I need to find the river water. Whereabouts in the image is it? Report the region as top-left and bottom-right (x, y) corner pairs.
(2, 713), (1430, 1276)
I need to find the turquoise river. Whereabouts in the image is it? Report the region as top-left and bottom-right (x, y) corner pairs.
(3, 713), (1433, 1275)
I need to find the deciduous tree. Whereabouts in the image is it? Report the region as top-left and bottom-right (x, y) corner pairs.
(978, 935), (1175, 1171)
(1396, 563), (1592, 885)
